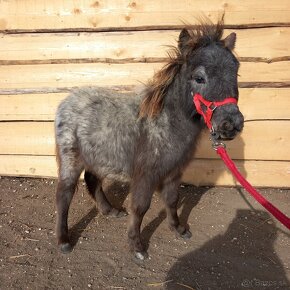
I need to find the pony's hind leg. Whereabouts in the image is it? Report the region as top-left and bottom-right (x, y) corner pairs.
(160, 173), (192, 239)
(84, 171), (127, 217)
(56, 148), (83, 253)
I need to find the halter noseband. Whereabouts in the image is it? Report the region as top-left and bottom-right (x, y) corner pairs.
(192, 93), (238, 130)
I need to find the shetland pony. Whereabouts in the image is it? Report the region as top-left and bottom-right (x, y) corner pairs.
(55, 19), (244, 259)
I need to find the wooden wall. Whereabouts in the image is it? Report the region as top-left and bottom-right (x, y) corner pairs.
(0, 0), (290, 187)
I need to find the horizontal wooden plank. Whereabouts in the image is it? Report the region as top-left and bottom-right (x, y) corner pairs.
(0, 155), (57, 178)
(1, 28), (290, 62)
(235, 27), (290, 61)
(1, 88), (290, 121)
(0, 121), (289, 161)
(0, 122), (56, 156)
(0, 61), (289, 90)
(182, 159), (290, 187)
(238, 88), (290, 121)
(0, 0), (290, 32)
(0, 63), (157, 89)
(0, 154), (289, 187)
(195, 121), (290, 160)
(0, 93), (66, 121)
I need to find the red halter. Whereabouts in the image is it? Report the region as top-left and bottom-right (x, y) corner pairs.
(193, 93), (238, 130)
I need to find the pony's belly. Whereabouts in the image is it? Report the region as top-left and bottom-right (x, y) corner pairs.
(84, 163), (131, 183)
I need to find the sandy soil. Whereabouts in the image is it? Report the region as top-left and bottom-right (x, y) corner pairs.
(0, 176), (289, 290)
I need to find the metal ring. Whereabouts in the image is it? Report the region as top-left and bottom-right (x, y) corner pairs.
(212, 142), (226, 151)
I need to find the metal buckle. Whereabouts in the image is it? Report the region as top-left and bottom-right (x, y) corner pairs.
(210, 130), (226, 151)
(209, 103), (217, 112)
(212, 141), (226, 151)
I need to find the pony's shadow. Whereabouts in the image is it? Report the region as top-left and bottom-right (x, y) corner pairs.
(69, 206), (98, 248)
(69, 180), (129, 249)
(68, 181), (208, 251)
(141, 185), (209, 251)
(165, 209), (290, 289)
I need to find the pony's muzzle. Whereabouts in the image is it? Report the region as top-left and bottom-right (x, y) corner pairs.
(215, 111), (244, 141)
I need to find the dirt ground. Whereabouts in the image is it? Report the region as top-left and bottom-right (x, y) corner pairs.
(0, 176), (289, 290)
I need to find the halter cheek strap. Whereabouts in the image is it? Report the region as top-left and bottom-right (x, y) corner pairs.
(193, 93), (238, 130)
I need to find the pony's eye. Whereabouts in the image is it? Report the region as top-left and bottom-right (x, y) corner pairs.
(194, 76), (205, 84)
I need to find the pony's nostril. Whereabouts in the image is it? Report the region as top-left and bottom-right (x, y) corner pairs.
(221, 121), (234, 131)
(217, 121), (241, 140)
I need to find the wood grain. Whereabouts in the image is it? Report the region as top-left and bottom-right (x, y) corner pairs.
(0, 0), (289, 186)
(1, 28), (290, 63)
(0, 121), (289, 161)
(1, 0), (290, 32)
(0, 61), (289, 89)
(1, 88), (290, 121)
(0, 154), (289, 187)
(182, 159), (290, 187)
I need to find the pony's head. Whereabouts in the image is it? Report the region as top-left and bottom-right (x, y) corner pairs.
(140, 18), (244, 141)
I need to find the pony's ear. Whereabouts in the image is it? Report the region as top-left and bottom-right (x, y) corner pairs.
(178, 28), (190, 52)
(223, 32), (236, 50)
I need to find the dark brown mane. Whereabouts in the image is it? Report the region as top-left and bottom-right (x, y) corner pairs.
(139, 48), (183, 118)
(139, 17), (224, 118)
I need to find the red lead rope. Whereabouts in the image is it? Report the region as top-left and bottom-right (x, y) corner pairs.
(193, 92), (290, 229)
(216, 146), (290, 230)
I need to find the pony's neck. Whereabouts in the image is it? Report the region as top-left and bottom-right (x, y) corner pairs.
(163, 71), (196, 119)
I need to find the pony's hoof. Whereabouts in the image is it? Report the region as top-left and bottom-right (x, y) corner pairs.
(60, 243), (72, 254)
(134, 251), (148, 261)
(107, 208), (128, 218)
(172, 225), (192, 240)
(180, 229), (192, 240)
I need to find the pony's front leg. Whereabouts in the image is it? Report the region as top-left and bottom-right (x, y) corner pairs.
(160, 173), (192, 239)
(128, 177), (155, 260)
